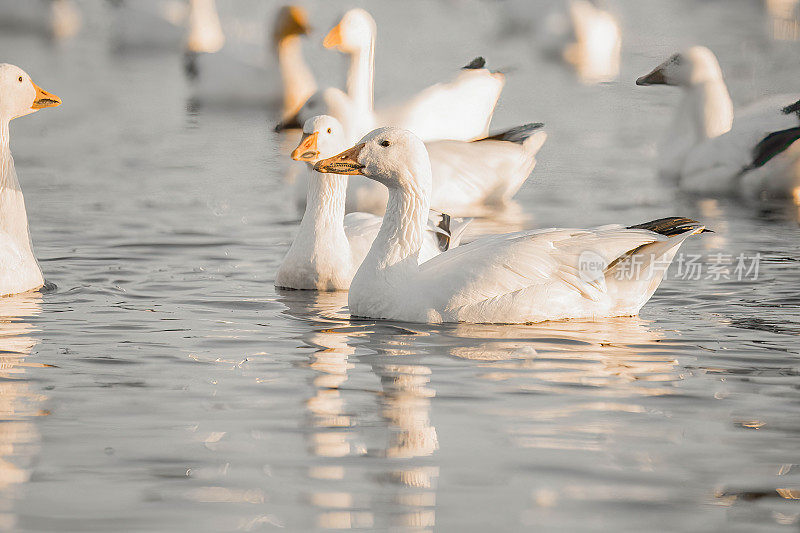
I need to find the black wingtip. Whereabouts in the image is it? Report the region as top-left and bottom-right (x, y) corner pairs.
(627, 217), (707, 237)
(782, 98), (800, 117)
(436, 213), (452, 251)
(462, 56), (486, 70)
(747, 126), (800, 170)
(476, 122), (545, 144)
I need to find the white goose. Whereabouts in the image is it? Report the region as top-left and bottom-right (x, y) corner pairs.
(275, 116), (469, 291)
(0, 64), (61, 297)
(313, 128), (707, 324)
(563, 0), (621, 84)
(294, 115), (546, 215)
(637, 46), (800, 199)
(277, 8), (504, 144)
(184, 1), (316, 115)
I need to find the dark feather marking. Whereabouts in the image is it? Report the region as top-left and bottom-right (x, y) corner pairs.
(462, 57), (486, 70)
(436, 213), (452, 251)
(781, 98), (800, 118)
(745, 126), (800, 170)
(475, 122), (545, 144)
(627, 217), (710, 236)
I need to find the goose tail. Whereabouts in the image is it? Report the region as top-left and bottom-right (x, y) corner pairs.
(475, 122), (546, 151)
(604, 217), (708, 315)
(745, 126), (800, 171)
(428, 212), (472, 252)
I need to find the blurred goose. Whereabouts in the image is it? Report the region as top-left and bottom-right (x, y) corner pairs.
(637, 46), (800, 199)
(276, 116), (469, 291)
(0, 0), (81, 40)
(294, 115), (546, 215)
(277, 8), (504, 144)
(563, 0), (621, 84)
(184, 2), (316, 113)
(0, 64), (61, 296)
(313, 128), (707, 324)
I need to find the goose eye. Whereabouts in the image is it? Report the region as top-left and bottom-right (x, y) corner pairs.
(17, 76), (22, 83)
(379, 140), (390, 147)
(327, 128), (331, 134)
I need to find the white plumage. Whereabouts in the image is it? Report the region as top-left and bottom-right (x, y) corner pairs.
(294, 116), (546, 216)
(276, 116), (469, 291)
(638, 46), (800, 199)
(0, 64), (62, 296)
(313, 127), (707, 324)
(279, 8), (504, 145)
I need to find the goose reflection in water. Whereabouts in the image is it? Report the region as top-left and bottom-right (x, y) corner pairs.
(0, 293), (47, 529)
(277, 290), (439, 530)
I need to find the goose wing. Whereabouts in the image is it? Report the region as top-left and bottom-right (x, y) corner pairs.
(376, 67), (505, 142)
(415, 219), (703, 323)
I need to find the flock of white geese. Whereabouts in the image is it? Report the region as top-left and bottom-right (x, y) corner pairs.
(1, 1), (799, 325)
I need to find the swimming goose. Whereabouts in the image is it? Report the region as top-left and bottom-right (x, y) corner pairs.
(563, 0), (621, 84)
(0, 64), (61, 296)
(293, 115), (546, 215)
(277, 8), (504, 144)
(0, 0), (81, 41)
(313, 128), (707, 324)
(637, 46), (800, 199)
(184, 2), (316, 114)
(276, 116), (469, 291)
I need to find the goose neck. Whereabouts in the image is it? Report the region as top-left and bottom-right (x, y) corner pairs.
(371, 173), (430, 270)
(299, 169), (348, 240)
(687, 78), (733, 140)
(346, 38), (374, 114)
(277, 36), (316, 117)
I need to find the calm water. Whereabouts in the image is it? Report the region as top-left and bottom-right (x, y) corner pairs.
(0, 0), (799, 531)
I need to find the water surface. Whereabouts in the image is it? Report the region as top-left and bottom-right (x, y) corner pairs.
(0, 0), (799, 531)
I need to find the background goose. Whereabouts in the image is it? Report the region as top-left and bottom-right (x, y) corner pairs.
(314, 127), (707, 324)
(276, 116), (469, 291)
(637, 46), (800, 199)
(0, 64), (61, 296)
(184, 1), (316, 113)
(277, 8), (505, 144)
(294, 116), (546, 216)
(562, 0), (621, 84)
(0, 0), (81, 41)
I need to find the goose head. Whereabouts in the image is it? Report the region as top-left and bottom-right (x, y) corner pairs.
(314, 127), (431, 195)
(636, 46), (723, 87)
(272, 5), (311, 49)
(0, 64), (61, 121)
(291, 115), (347, 164)
(323, 8), (376, 53)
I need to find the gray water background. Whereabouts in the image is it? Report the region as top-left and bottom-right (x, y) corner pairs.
(0, 0), (799, 531)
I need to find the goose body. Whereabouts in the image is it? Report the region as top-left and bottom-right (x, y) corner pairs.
(184, 2), (316, 115)
(347, 122), (547, 215)
(314, 128), (706, 324)
(563, 0), (621, 84)
(638, 46), (800, 199)
(276, 116), (468, 291)
(278, 9), (504, 144)
(0, 64), (61, 296)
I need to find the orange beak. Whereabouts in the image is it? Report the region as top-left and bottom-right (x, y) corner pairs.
(30, 81), (61, 109)
(291, 132), (320, 162)
(323, 23), (343, 48)
(313, 143), (365, 175)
